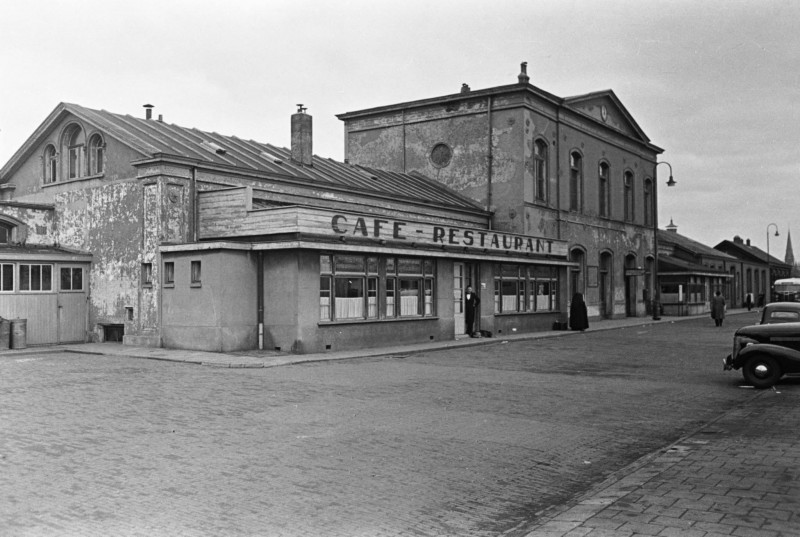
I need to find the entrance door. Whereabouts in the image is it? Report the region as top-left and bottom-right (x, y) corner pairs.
(454, 262), (466, 336)
(599, 252), (612, 319)
(57, 265), (87, 343)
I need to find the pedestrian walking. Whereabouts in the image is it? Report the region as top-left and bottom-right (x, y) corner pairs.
(569, 292), (589, 331)
(464, 286), (480, 337)
(745, 292), (753, 311)
(711, 291), (726, 327)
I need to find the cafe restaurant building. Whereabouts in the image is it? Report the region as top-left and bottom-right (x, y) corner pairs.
(0, 102), (571, 352)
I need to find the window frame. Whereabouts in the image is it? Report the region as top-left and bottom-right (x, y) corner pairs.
(43, 144), (58, 184)
(18, 263), (53, 292)
(494, 263), (560, 314)
(598, 161), (610, 218)
(163, 261), (175, 287)
(623, 170), (635, 222)
(569, 152), (583, 212)
(320, 254), (436, 323)
(1, 263), (14, 292)
(190, 260), (202, 287)
(87, 133), (105, 176)
(533, 139), (548, 202)
(59, 266), (84, 292)
(643, 178), (653, 226)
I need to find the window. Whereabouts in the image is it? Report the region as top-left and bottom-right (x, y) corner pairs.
(191, 260), (202, 285)
(163, 262), (175, 286)
(534, 139), (548, 201)
(142, 263), (153, 287)
(1, 263), (14, 292)
(0, 222), (11, 244)
(44, 144), (58, 183)
(569, 152), (583, 211)
(88, 134), (104, 175)
(598, 162), (610, 217)
(320, 254), (435, 322)
(623, 171), (634, 222)
(19, 264), (52, 292)
(60, 267), (83, 291)
(62, 124), (84, 180)
(494, 264), (559, 313)
(643, 178), (653, 226)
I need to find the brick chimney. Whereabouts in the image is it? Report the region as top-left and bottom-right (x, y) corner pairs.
(518, 62), (530, 84)
(291, 104), (312, 166)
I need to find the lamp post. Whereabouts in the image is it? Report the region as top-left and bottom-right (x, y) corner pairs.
(766, 223), (779, 303)
(652, 161), (675, 320)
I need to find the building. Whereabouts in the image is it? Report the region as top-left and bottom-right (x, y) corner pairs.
(655, 225), (734, 315)
(0, 102), (573, 351)
(715, 235), (792, 306)
(337, 62), (664, 320)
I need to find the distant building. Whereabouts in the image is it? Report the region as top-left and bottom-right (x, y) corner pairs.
(715, 236), (791, 306)
(656, 225), (734, 315)
(337, 62), (665, 320)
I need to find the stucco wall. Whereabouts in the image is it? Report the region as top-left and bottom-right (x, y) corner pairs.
(161, 249), (258, 351)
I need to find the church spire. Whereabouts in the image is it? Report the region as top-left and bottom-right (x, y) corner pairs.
(786, 229), (796, 266)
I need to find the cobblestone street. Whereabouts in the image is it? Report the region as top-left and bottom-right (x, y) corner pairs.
(1, 315), (792, 536)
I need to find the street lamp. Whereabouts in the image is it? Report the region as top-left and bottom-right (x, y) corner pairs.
(652, 161), (676, 320)
(766, 223), (779, 303)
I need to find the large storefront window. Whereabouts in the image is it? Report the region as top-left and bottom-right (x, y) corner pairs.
(320, 254), (435, 322)
(494, 264), (559, 313)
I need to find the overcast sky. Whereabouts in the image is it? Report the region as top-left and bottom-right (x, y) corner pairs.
(2, 0), (798, 260)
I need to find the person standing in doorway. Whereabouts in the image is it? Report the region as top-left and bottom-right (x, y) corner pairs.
(711, 291), (726, 327)
(464, 286), (480, 336)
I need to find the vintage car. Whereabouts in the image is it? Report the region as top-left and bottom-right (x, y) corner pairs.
(724, 321), (800, 388)
(759, 301), (800, 324)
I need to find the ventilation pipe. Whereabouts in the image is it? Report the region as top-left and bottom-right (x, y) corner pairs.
(143, 104), (154, 120)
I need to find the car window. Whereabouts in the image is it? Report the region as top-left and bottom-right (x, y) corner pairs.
(769, 311), (800, 321)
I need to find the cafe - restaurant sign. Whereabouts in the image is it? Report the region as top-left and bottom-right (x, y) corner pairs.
(327, 212), (568, 258)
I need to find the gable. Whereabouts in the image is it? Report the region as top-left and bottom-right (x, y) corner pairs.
(564, 90), (651, 144)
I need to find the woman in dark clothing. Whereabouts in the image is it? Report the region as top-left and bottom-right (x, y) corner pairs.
(569, 292), (589, 331)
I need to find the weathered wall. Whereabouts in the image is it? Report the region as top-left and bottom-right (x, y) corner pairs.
(0, 203), (56, 245)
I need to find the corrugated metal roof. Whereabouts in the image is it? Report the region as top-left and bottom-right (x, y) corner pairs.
(63, 104), (484, 212)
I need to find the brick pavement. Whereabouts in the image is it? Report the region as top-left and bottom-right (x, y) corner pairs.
(3, 311), (799, 536)
(517, 387), (800, 537)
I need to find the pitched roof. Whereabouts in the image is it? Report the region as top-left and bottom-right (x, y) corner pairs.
(658, 230), (737, 261)
(659, 255), (732, 277)
(714, 238), (788, 266)
(1, 103), (485, 214)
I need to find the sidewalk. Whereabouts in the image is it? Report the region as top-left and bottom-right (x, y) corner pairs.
(0, 309), (757, 368)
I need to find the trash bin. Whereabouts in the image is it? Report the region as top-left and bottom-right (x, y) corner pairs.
(10, 318), (27, 350)
(0, 318), (10, 350)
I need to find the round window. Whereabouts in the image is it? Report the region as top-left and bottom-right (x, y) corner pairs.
(430, 143), (453, 168)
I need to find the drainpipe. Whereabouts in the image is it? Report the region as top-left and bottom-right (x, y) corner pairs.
(190, 167), (197, 242)
(487, 96), (493, 229)
(257, 251), (264, 350)
(402, 109), (407, 173)
(555, 110), (562, 240)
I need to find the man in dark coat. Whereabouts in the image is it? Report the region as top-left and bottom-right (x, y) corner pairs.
(464, 286), (480, 336)
(569, 292), (589, 331)
(711, 291), (726, 327)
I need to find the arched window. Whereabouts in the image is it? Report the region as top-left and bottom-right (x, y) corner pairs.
(62, 124), (85, 180)
(43, 144), (58, 184)
(598, 162), (610, 217)
(623, 171), (634, 222)
(643, 178), (653, 226)
(534, 139), (548, 202)
(569, 152), (583, 212)
(88, 133), (105, 176)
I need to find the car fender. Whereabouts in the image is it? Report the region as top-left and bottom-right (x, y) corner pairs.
(734, 343), (800, 370)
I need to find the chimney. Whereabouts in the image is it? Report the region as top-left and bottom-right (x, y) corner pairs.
(461, 83), (470, 93)
(518, 62), (530, 85)
(143, 104), (154, 120)
(291, 104), (312, 166)
(733, 235), (743, 244)
(746, 238), (751, 246)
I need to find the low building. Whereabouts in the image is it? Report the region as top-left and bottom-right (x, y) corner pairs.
(0, 103), (573, 351)
(656, 225), (734, 316)
(715, 235), (792, 306)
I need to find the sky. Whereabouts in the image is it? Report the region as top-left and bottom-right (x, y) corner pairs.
(1, 0), (799, 260)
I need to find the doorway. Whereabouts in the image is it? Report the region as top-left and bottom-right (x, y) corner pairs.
(453, 262), (478, 337)
(599, 252), (613, 319)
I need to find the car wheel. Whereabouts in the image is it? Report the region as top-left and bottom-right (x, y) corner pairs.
(742, 355), (782, 389)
